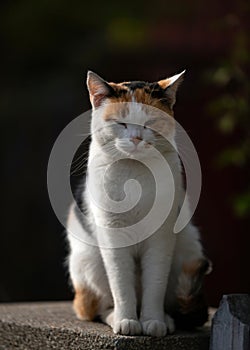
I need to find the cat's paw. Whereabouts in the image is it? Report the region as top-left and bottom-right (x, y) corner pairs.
(113, 319), (142, 335)
(165, 314), (175, 334)
(141, 320), (167, 337)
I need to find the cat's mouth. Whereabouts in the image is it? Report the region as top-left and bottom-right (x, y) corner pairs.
(116, 140), (154, 157)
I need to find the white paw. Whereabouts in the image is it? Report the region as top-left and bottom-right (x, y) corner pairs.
(113, 319), (141, 335)
(165, 314), (175, 334)
(141, 320), (167, 337)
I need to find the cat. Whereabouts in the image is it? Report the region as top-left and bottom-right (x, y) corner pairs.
(66, 70), (212, 337)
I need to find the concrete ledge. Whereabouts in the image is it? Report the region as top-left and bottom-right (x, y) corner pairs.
(0, 302), (211, 350)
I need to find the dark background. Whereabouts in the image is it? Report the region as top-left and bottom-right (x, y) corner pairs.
(1, 0), (249, 307)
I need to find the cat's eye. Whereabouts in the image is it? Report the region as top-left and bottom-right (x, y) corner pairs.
(116, 122), (127, 128)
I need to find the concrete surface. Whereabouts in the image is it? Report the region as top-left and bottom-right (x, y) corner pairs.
(0, 302), (211, 350)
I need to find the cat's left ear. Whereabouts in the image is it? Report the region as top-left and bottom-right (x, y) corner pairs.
(158, 70), (185, 109)
(87, 71), (114, 109)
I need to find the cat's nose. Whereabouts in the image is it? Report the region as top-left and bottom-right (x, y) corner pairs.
(130, 137), (142, 145)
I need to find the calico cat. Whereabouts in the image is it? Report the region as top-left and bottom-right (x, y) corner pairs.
(66, 71), (211, 336)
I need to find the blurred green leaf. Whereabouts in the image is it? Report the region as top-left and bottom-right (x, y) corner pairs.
(217, 147), (247, 167)
(205, 10), (250, 219)
(233, 191), (250, 217)
(212, 67), (232, 86)
(106, 18), (147, 49)
(217, 114), (236, 133)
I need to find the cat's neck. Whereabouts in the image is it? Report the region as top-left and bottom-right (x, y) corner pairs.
(88, 139), (113, 166)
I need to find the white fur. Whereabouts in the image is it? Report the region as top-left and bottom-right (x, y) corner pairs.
(67, 86), (205, 336)
(168, 70), (186, 86)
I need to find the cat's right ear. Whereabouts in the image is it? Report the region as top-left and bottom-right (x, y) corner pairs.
(87, 71), (114, 109)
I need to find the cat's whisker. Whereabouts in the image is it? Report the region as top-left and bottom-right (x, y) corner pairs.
(70, 155), (89, 175)
(70, 150), (90, 166)
(71, 164), (88, 176)
(71, 165), (87, 176)
(71, 156), (88, 169)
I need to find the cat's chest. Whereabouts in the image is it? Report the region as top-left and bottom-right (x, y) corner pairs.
(87, 155), (181, 231)
(101, 159), (153, 197)
(89, 158), (177, 204)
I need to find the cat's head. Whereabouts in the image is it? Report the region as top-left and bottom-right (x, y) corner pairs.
(87, 71), (185, 158)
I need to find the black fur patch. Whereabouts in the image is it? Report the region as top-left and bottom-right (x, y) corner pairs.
(111, 87), (129, 98)
(74, 182), (85, 213)
(173, 296), (209, 330)
(122, 81), (147, 90)
(191, 259), (210, 296)
(73, 185), (92, 237)
(148, 83), (166, 99)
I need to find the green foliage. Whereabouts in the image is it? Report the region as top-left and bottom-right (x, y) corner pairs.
(106, 18), (147, 49)
(234, 191), (250, 217)
(205, 10), (250, 218)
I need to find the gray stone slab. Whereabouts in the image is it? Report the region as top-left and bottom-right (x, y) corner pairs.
(0, 301), (211, 350)
(210, 294), (250, 350)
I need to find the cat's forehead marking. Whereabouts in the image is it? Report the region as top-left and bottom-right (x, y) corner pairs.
(122, 81), (147, 90)
(121, 81), (164, 93)
(101, 80), (174, 119)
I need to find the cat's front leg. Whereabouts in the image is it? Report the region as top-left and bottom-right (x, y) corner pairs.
(140, 232), (176, 337)
(100, 246), (141, 335)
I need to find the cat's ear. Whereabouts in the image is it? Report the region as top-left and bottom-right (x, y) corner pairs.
(87, 71), (114, 109)
(158, 70), (185, 109)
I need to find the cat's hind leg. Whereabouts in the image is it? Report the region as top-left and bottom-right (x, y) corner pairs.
(67, 205), (113, 322)
(169, 223), (212, 329)
(73, 285), (100, 321)
(68, 243), (104, 321)
(175, 257), (211, 329)
(69, 245), (113, 322)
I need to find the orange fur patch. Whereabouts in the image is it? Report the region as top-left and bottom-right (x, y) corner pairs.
(73, 286), (99, 321)
(157, 78), (172, 90)
(182, 259), (204, 278)
(177, 295), (195, 314)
